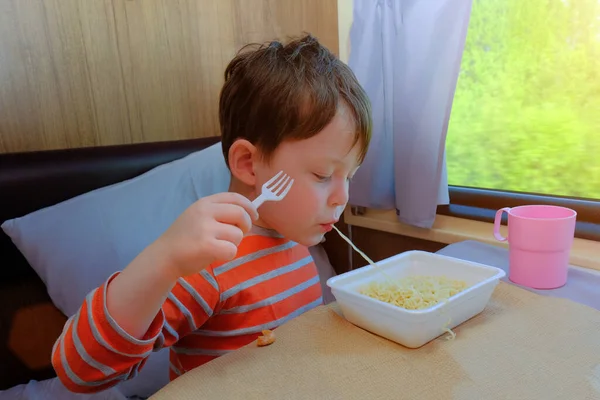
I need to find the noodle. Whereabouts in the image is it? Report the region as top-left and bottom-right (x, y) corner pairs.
(332, 225), (392, 279)
(359, 275), (468, 310)
(443, 318), (456, 340)
(332, 225), (376, 266)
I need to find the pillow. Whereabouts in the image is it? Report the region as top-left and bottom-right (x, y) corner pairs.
(1, 143), (230, 398)
(2, 142), (230, 318)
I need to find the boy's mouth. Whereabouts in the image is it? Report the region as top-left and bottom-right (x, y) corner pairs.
(319, 220), (338, 232)
(320, 224), (333, 232)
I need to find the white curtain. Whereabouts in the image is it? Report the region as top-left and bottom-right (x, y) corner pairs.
(348, 0), (472, 228)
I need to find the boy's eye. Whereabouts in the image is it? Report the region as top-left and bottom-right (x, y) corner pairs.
(313, 173), (331, 182)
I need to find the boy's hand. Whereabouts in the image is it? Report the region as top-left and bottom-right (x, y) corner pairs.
(155, 192), (259, 279)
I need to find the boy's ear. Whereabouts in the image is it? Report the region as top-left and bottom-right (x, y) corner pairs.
(228, 139), (259, 186)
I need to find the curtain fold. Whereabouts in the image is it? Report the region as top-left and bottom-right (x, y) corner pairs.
(348, 0), (472, 228)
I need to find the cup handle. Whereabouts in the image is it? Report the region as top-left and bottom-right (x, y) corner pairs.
(493, 207), (511, 241)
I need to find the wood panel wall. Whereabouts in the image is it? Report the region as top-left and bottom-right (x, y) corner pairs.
(0, 0), (339, 154)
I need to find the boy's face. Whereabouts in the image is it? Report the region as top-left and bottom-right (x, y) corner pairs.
(253, 106), (361, 246)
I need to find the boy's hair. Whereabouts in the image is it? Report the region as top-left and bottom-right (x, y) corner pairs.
(219, 34), (371, 166)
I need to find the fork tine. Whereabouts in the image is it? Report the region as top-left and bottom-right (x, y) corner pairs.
(272, 175), (290, 193)
(265, 170), (283, 188)
(252, 171), (293, 208)
(278, 178), (294, 198)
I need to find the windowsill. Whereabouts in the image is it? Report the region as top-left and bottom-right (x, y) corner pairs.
(344, 208), (600, 272)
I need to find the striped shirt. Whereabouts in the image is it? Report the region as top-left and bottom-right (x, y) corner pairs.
(51, 226), (323, 393)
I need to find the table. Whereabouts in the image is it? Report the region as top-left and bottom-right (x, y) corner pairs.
(150, 277), (600, 400)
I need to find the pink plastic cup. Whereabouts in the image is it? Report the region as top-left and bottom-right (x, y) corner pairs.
(493, 205), (577, 289)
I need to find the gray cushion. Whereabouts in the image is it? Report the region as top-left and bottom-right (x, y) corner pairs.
(1, 143), (230, 398)
(2, 143), (230, 317)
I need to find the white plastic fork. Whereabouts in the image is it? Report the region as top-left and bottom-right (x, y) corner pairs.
(252, 170), (294, 208)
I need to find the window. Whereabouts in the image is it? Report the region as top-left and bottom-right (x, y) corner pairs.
(446, 0), (600, 201)
(443, 0), (600, 239)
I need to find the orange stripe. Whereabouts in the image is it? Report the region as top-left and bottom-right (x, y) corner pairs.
(92, 284), (159, 356)
(209, 235), (286, 274)
(216, 246), (310, 293)
(207, 284), (322, 331)
(177, 332), (258, 351)
(216, 251), (296, 286)
(62, 320), (109, 383)
(170, 276), (219, 328)
(52, 340), (123, 394)
(236, 235), (287, 256)
(76, 296), (145, 368)
(170, 288), (207, 329)
(162, 296), (193, 334)
(161, 323), (180, 347)
(221, 262), (318, 308)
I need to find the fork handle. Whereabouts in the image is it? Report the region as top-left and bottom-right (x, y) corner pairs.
(252, 193), (267, 209)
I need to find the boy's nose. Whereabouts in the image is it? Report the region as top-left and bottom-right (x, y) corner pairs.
(328, 183), (349, 208)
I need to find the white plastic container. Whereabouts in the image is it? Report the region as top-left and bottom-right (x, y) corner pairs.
(326, 250), (506, 348)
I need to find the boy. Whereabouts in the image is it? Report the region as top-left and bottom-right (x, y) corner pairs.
(52, 34), (371, 393)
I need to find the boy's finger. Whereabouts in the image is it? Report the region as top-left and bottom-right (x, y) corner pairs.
(213, 203), (253, 233)
(214, 223), (244, 247)
(210, 239), (238, 262)
(214, 192), (259, 221)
